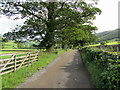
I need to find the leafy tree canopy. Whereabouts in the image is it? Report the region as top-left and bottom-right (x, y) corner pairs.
(0, 0), (101, 51)
(58, 25), (98, 48)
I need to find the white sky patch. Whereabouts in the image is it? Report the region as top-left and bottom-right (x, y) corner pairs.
(0, 15), (25, 34)
(93, 0), (119, 33)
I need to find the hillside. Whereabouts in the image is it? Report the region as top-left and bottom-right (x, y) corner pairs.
(0, 33), (36, 49)
(0, 34), (2, 42)
(96, 29), (120, 42)
(0, 34), (2, 39)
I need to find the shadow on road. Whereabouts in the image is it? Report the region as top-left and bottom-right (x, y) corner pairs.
(60, 50), (95, 88)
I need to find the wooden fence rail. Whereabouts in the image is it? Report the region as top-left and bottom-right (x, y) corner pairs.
(0, 51), (39, 76)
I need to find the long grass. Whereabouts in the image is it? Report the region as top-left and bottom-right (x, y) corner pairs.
(2, 49), (68, 88)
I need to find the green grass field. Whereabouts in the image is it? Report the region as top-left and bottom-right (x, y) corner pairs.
(87, 41), (120, 47)
(2, 41), (17, 49)
(2, 49), (69, 88)
(1, 49), (37, 53)
(1, 40), (34, 49)
(106, 41), (120, 45)
(0, 49), (37, 60)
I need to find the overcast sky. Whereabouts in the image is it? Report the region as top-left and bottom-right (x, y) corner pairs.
(93, 0), (119, 33)
(0, 0), (119, 35)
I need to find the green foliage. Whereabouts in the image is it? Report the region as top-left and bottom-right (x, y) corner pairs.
(100, 64), (120, 89)
(2, 38), (8, 42)
(1, 1), (101, 50)
(1, 38), (9, 49)
(100, 41), (107, 46)
(2, 49), (67, 88)
(80, 47), (120, 89)
(58, 25), (98, 48)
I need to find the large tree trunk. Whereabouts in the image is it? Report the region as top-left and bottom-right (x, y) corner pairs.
(44, 33), (55, 52)
(45, 2), (56, 52)
(62, 44), (67, 49)
(46, 45), (54, 52)
(62, 44), (65, 49)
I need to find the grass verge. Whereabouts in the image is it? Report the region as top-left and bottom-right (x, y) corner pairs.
(80, 52), (103, 87)
(2, 49), (69, 88)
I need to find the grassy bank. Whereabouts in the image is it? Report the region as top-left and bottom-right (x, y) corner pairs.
(2, 49), (68, 88)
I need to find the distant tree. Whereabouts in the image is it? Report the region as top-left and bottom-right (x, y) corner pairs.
(2, 38), (8, 49)
(56, 25), (98, 49)
(100, 41), (107, 46)
(1, 1), (101, 51)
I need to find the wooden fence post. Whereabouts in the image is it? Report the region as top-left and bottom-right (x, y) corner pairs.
(14, 54), (16, 72)
(28, 52), (31, 65)
(37, 51), (39, 61)
(0, 51), (40, 76)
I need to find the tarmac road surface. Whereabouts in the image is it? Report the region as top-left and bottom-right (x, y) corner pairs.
(17, 49), (94, 88)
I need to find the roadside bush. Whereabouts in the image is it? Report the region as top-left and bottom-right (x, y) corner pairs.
(80, 47), (120, 89)
(100, 64), (120, 89)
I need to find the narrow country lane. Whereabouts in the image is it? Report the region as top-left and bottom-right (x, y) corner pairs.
(17, 50), (94, 88)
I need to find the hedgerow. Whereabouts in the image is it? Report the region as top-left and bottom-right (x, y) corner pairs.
(80, 47), (120, 89)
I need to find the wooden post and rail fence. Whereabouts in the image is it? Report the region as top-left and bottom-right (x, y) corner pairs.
(0, 51), (39, 76)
